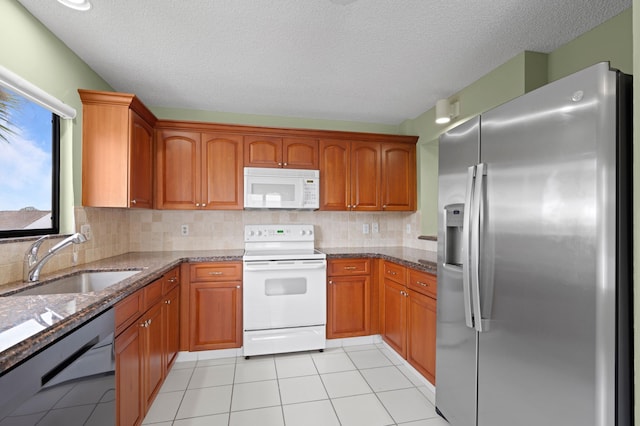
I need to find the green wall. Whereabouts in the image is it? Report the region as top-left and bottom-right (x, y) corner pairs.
(152, 106), (400, 134)
(406, 8), (632, 236)
(0, 0), (112, 232)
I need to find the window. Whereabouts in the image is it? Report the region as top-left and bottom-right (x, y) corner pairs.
(0, 86), (60, 238)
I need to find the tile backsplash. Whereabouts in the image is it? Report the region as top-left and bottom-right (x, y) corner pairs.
(0, 207), (435, 286)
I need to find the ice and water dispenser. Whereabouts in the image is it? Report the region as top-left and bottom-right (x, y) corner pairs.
(444, 203), (464, 267)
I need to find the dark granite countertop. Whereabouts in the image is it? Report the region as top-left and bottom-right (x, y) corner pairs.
(0, 247), (435, 375)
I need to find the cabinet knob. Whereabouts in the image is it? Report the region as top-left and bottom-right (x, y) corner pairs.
(236, 285), (241, 289)
(168, 277), (178, 283)
(417, 281), (429, 287)
(195, 203), (200, 207)
(283, 162), (288, 166)
(208, 271), (223, 275)
(382, 204), (387, 209)
(328, 280), (333, 284)
(388, 271), (397, 275)
(131, 199), (137, 205)
(278, 162), (283, 166)
(165, 299), (171, 305)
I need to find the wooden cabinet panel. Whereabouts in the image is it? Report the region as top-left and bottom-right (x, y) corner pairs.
(383, 261), (407, 285)
(190, 262), (242, 282)
(407, 289), (437, 384)
(115, 323), (143, 426)
(144, 277), (164, 310)
(327, 275), (371, 338)
(129, 110), (154, 208)
(283, 138), (319, 169)
(408, 269), (437, 299)
(202, 133), (244, 209)
(163, 283), (180, 371)
(79, 89), (156, 208)
(142, 303), (163, 411)
(328, 258), (371, 276)
(115, 290), (144, 336)
(319, 139), (350, 210)
(244, 136), (282, 167)
(381, 142), (416, 211)
(189, 281), (242, 351)
(350, 141), (381, 211)
(382, 279), (407, 357)
(156, 130), (201, 209)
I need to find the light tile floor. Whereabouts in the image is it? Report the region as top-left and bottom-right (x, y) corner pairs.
(143, 343), (449, 426)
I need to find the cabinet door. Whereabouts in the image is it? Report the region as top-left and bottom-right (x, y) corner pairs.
(189, 281), (242, 351)
(327, 275), (371, 338)
(129, 110), (154, 208)
(163, 285), (180, 372)
(142, 303), (164, 412)
(382, 279), (407, 357)
(115, 323), (143, 426)
(283, 138), (319, 169)
(244, 136), (282, 167)
(407, 289), (437, 384)
(381, 143), (416, 211)
(201, 133), (244, 209)
(156, 130), (201, 209)
(319, 139), (350, 210)
(350, 141), (381, 211)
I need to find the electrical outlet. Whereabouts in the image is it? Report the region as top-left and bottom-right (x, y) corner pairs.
(181, 224), (189, 236)
(362, 223), (370, 234)
(406, 224), (411, 234)
(372, 222), (379, 233)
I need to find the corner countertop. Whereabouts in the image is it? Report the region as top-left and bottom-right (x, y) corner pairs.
(0, 247), (435, 375)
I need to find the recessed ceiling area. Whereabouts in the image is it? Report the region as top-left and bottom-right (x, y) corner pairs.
(17, 0), (631, 125)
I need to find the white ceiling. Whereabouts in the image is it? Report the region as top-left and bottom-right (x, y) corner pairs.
(17, 0), (631, 125)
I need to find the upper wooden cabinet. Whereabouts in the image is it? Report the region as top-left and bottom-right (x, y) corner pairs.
(320, 139), (415, 211)
(381, 142), (417, 211)
(79, 89), (156, 208)
(319, 140), (381, 211)
(244, 136), (318, 169)
(156, 129), (243, 210)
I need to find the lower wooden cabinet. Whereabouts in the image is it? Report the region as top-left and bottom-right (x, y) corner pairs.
(326, 258), (372, 339)
(382, 278), (408, 357)
(114, 266), (181, 426)
(381, 262), (437, 385)
(407, 289), (437, 384)
(188, 262), (243, 351)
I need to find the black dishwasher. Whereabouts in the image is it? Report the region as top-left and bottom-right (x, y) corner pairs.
(0, 308), (115, 425)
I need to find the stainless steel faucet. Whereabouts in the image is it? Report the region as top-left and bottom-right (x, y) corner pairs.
(24, 233), (88, 282)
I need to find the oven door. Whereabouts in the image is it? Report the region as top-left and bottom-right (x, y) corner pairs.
(243, 259), (326, 330)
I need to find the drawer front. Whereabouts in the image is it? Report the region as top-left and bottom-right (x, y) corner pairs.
(144, 277), (164, 310)
(383, 261), (406, 285)
(190, 262), (242, 282)
(115, 289), (144, 335)
(163, 266), (180, 294)
(328, 258), (371, 276)
(408, 269), (437, 298)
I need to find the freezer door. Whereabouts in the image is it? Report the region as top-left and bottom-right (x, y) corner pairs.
(436, 116), (479, 426)
(476, 63), (628, 426)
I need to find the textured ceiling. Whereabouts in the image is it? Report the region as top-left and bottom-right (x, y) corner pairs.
(17, 0), (631, 125)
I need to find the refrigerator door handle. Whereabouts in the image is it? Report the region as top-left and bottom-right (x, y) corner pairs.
(462, 165), (476, 329)
(471, 162), (486, 332)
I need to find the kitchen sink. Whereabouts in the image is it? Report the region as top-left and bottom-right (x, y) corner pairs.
(12, 270), (142, 296)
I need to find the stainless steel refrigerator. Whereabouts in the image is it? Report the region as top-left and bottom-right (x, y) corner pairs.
(436, 62), (632, 426)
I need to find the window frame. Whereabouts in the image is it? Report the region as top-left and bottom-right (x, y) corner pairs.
(0, 112), (61, 239)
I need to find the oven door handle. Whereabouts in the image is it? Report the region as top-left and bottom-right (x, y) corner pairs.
(243, 261), (326, 271)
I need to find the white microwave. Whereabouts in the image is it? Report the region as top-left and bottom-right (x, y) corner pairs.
(244, 167), (320, 210)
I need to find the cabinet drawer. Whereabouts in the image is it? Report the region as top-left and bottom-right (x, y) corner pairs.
(328, 258), (371, 276)
(115, 289), (144, 336)
(383, 261), (406, 284)
(144, 277), (164, 310)
(190, 262), (242, 282)
(163, 267), (180, 293)
(408, 269), (437, 299)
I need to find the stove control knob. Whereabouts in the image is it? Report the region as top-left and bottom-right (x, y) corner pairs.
(308, 229), (313, 235)
(300, 230), (306, 236)
(248, 230), (255, 237)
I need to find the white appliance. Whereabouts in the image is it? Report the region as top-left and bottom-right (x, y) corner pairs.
(244, 167), (319, 210)
(242, 224), (327, 357)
